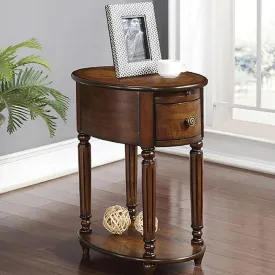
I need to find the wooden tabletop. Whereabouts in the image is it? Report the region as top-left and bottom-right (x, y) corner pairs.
(71, 66), (208, 92)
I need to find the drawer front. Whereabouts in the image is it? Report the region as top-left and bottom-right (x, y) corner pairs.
(155, 99), (201, 141)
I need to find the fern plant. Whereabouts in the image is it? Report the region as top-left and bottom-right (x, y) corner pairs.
(0, 38), (69, 136)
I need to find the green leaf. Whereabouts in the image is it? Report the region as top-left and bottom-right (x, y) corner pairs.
(0, 113), (5, 126)
(0, 50), (15, 81)
(2, 38), (42, 54)
(0, 38), (45, 81)
(0, 62), (13, 81)
(0, 67), (70, 136)
(0, 38), (69, 135)
(13, 55), (52, 71)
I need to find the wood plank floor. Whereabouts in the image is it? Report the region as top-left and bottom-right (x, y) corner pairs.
(0, 152), (275, 274)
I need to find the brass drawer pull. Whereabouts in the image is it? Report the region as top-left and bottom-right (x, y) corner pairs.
(185, 116), (196, 127)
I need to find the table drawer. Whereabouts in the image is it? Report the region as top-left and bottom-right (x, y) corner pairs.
(155, 99), (201, 141)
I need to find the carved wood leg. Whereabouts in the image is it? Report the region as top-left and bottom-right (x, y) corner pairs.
(190, 141), (204, 265)
(125, 145), (138, 221)
(79, 240), (90, 259)
(194, 254), (204, 266)
(78, 133), (92, 255)
(141, 148), (156, 260)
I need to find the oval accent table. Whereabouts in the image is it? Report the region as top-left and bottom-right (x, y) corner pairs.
(71, 66), (208, 274)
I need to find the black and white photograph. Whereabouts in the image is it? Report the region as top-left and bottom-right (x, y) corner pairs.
(105, 2), (161, 78)
(122, 17), (150, 62)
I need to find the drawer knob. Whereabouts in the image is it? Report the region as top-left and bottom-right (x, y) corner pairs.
(186, 116), (196, 127)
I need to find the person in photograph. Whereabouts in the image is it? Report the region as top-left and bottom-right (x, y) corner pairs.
(124, 18), (146, 62)
(122, 19), (128, 36)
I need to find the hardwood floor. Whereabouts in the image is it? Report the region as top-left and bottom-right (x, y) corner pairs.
(0, 152), (275, 274)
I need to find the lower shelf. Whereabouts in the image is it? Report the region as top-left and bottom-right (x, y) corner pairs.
(78, 220), (205, 264)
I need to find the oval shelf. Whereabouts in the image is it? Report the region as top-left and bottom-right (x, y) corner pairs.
(78, 221), (205, 264)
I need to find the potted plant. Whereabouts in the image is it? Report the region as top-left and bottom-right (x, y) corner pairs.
(0, 38), (69, 136)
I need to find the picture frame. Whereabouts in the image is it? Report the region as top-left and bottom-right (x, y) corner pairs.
(105, 2), (162, 78)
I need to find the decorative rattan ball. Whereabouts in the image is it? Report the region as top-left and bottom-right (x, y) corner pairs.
(103, 205), (131, 235)
(134, 211), (159, 235)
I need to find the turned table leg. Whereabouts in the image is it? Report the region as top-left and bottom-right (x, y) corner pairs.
(141, 148), (157, 272)
(125, 145), (138, 221)
(190, 141), (204, 265)
(78, 133), (92, 256)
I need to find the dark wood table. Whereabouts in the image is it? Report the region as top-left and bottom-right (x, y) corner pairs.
(71, 66), (208, 274)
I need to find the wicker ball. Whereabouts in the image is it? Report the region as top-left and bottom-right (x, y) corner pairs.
(134, 211), (159, 235)
(103, 205), (131, 235)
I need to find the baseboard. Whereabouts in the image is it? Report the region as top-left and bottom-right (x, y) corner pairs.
(1, 131), (274, 195)
(157, 130), (275, 176)
(0, 138), (125, 194)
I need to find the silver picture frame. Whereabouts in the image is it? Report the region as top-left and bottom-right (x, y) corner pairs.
(105, 2), (161, 78)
